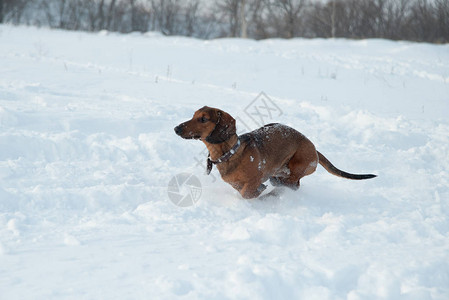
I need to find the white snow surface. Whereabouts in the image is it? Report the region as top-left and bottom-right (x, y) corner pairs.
(1, 25), (449, 299)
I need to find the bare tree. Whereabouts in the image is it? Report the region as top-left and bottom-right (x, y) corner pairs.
(104, 0), (117, 30)
(85, 0), (106, 31)
(0, 0), (4, 23)
(191, 5), (221, 39)
(241, 0), (248, 38)
(435, 0), (449, 43)
(150, 0), (183, 35)
(246, 0), (268, 38)
(265, 0), (306, 38)
(57, 0), (68, 28)
(183, 0), (201, 36)
(381, 0), (409, 40)
(130, 0), (151, 32)
(307, 0), (336, 38)
(215, 0), (240, 37)
(331, 0), (336, 38)
(2, 0), (28, 24)
(408, 0), (436, 42)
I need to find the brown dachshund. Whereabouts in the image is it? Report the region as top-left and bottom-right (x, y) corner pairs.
(174, 106), (376, 199)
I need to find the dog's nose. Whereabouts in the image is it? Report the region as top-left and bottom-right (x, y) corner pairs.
(174, 125), (183, 136)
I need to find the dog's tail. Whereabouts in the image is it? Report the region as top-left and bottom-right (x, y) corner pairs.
(317, 151), (377, 180)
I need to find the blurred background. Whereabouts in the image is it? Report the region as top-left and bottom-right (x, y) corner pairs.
(1, 0), (448, 43)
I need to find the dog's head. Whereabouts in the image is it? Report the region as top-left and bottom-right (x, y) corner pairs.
(174, 106), (236, 144)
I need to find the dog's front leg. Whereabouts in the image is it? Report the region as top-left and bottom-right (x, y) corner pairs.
(239, 182), (267, 199)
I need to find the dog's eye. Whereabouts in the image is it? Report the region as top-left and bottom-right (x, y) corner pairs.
(199, 116), (208, 123)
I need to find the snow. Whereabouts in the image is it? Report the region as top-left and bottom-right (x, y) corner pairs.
(1, 25), (449, 299)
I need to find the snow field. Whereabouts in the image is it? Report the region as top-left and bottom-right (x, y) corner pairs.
(0, 25), (449, 299)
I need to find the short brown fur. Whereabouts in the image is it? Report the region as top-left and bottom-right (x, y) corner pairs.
(175, 106), (376, 199)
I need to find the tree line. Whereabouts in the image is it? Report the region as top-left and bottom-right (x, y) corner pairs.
(1, 0), (448, 43)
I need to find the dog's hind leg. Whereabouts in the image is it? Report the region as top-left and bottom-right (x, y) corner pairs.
(271, 147), (318, 191)
(259, 186), (286, 200)
(269, 176), (300, 190)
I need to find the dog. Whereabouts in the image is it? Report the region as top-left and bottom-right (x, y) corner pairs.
(174, 106), (376, 199)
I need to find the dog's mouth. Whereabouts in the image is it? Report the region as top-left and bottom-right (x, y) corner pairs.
(183, 135), (202, 140)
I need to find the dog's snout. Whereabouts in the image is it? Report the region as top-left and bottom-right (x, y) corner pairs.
(174, 124), (184, 136)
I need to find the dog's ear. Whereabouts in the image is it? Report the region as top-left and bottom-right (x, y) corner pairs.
(206, 110), (236, 144)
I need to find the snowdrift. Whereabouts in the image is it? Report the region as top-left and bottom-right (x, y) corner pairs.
(1, 26), (448, 299)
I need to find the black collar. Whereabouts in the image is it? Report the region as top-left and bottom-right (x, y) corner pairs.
(207, 138), (241, 175)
